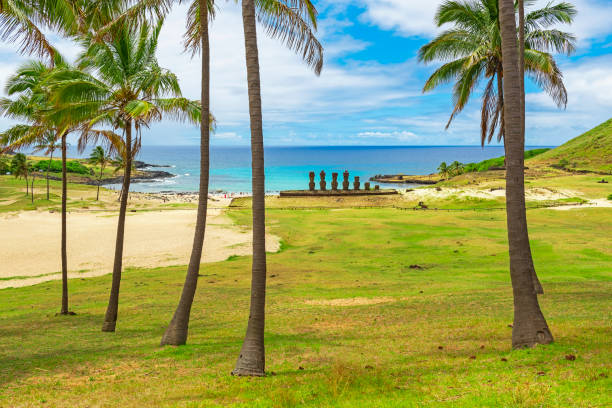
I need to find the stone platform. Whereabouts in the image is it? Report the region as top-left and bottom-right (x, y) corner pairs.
(279, 189), (398, 197)
(281, 170), (398, 197)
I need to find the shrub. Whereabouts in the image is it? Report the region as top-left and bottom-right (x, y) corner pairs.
(608, 193), (612, 201)
(0, 155), (10, 174)
(463, 148), (551, 173)
(32, 159), (90, 175)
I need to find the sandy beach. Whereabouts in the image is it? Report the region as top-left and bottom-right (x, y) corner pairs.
(0, 200), (280, 289)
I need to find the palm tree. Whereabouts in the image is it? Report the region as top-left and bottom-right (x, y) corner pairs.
(52, 21), (201, 332)
(0, 56), (78, 316)
(419, 0), (576, 145)
(161, 0), (321, 349)
(448, 160), (464, 177)
(232, 0), (323, 377)
(160, 0), (216, 346)
(33, 132), (59, 200)
(88, 146), (111, 201)
(10, 153), (29, 194)
(516, 0), (542, 295)
(499, 0), (553, 348)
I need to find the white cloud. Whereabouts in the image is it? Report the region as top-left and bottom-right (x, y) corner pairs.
(154, 2), (419, 140)
(358, 1), (440, 37)
(354, 0), (612, 44)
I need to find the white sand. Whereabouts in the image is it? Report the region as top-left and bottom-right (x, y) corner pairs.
(549, 198), (612, 211)
(0, 205), (280, 289)
(402, 186), (577, 201)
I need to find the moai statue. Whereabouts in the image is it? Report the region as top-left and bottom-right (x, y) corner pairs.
(342, 170), (350, 190)
(353, 176), (360, 190)
(364, 182), (371, 191)
(331, 172), (339, 191)
(319, 170), (327, 191)
(374, 185), (380, 191)
(308, 171), (316, 191)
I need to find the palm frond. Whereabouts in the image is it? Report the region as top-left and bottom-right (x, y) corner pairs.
(255, 0), (324, 75)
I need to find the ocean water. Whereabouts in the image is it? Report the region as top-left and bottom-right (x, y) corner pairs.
(91, 145), (544, 193)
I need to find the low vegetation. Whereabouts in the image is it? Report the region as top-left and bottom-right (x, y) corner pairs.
(462, 148), (550, 173)
(531, 118), (612, 173)
(1, 197), (610, 407)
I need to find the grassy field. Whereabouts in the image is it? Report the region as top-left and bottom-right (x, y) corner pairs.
(1, 189), (610, 406)
(530, 118), (612, 174)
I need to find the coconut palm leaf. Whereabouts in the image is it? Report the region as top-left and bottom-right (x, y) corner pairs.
(419, 0), (576, 145)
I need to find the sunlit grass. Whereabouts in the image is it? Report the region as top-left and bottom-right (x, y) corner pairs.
(1, 200), (610, 406)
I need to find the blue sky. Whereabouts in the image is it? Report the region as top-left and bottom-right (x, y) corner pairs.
(1, 0), (612, 146)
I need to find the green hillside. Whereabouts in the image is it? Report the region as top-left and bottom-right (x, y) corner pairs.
(531, 118), (612, 174)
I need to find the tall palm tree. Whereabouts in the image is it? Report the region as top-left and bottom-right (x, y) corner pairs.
(160, 0), (216, 346)
(88, 146), (111, 200)
(0, 56), (79, 316)
(161, 0), (321, 349)
(419, 0), (576, 145)
(499, 0), (553, 348)
(33, 132), (59, 200)
(52, 21), (201, 332)
(517, 0), (542, 295)
(232, 0), (323, 377)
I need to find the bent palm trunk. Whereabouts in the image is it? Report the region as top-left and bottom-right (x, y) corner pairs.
(60, 134), (69, 315)
(232, 0), (267, 377)
(102, 123), (133, 332)
(161, 0), (211, 346)
(518, 0), (544, 295)
(499, 0), (553, 348)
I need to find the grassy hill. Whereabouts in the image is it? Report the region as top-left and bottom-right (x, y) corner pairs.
(530, 118), (612, 174)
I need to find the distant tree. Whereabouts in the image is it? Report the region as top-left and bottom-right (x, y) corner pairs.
(0, 154), (10, 174)
(88, 146), (112, 201)
(438, 162), (449, 179)
(11, 153), (30, 195)
(449, 161), (464, 177)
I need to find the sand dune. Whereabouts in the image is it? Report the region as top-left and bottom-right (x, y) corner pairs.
(0, 206), (280, 289)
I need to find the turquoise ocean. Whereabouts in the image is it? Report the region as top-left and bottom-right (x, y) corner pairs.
(88, 145), (547, 193)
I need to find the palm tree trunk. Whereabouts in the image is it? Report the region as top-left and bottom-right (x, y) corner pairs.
(518, 0), (544, 295)
(60, 133), (69, 315)
(232, 0), (267, 377)
(97, 166), (103, 201)
(25, 172), (29, 196)
(499, 0), (552, 348)
(161, 0), (211, 346)
(31, 174), (34, 203)
(46, 150), (53, 200)
(102, 122), (133, 332)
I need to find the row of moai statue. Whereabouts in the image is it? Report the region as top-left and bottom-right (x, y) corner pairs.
(309, 170), (378, 191)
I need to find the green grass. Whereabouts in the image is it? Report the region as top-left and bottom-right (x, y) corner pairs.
(531, 118), (612, 173)
(1, 201), (610, 407)
(463, 148), (550, 173)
